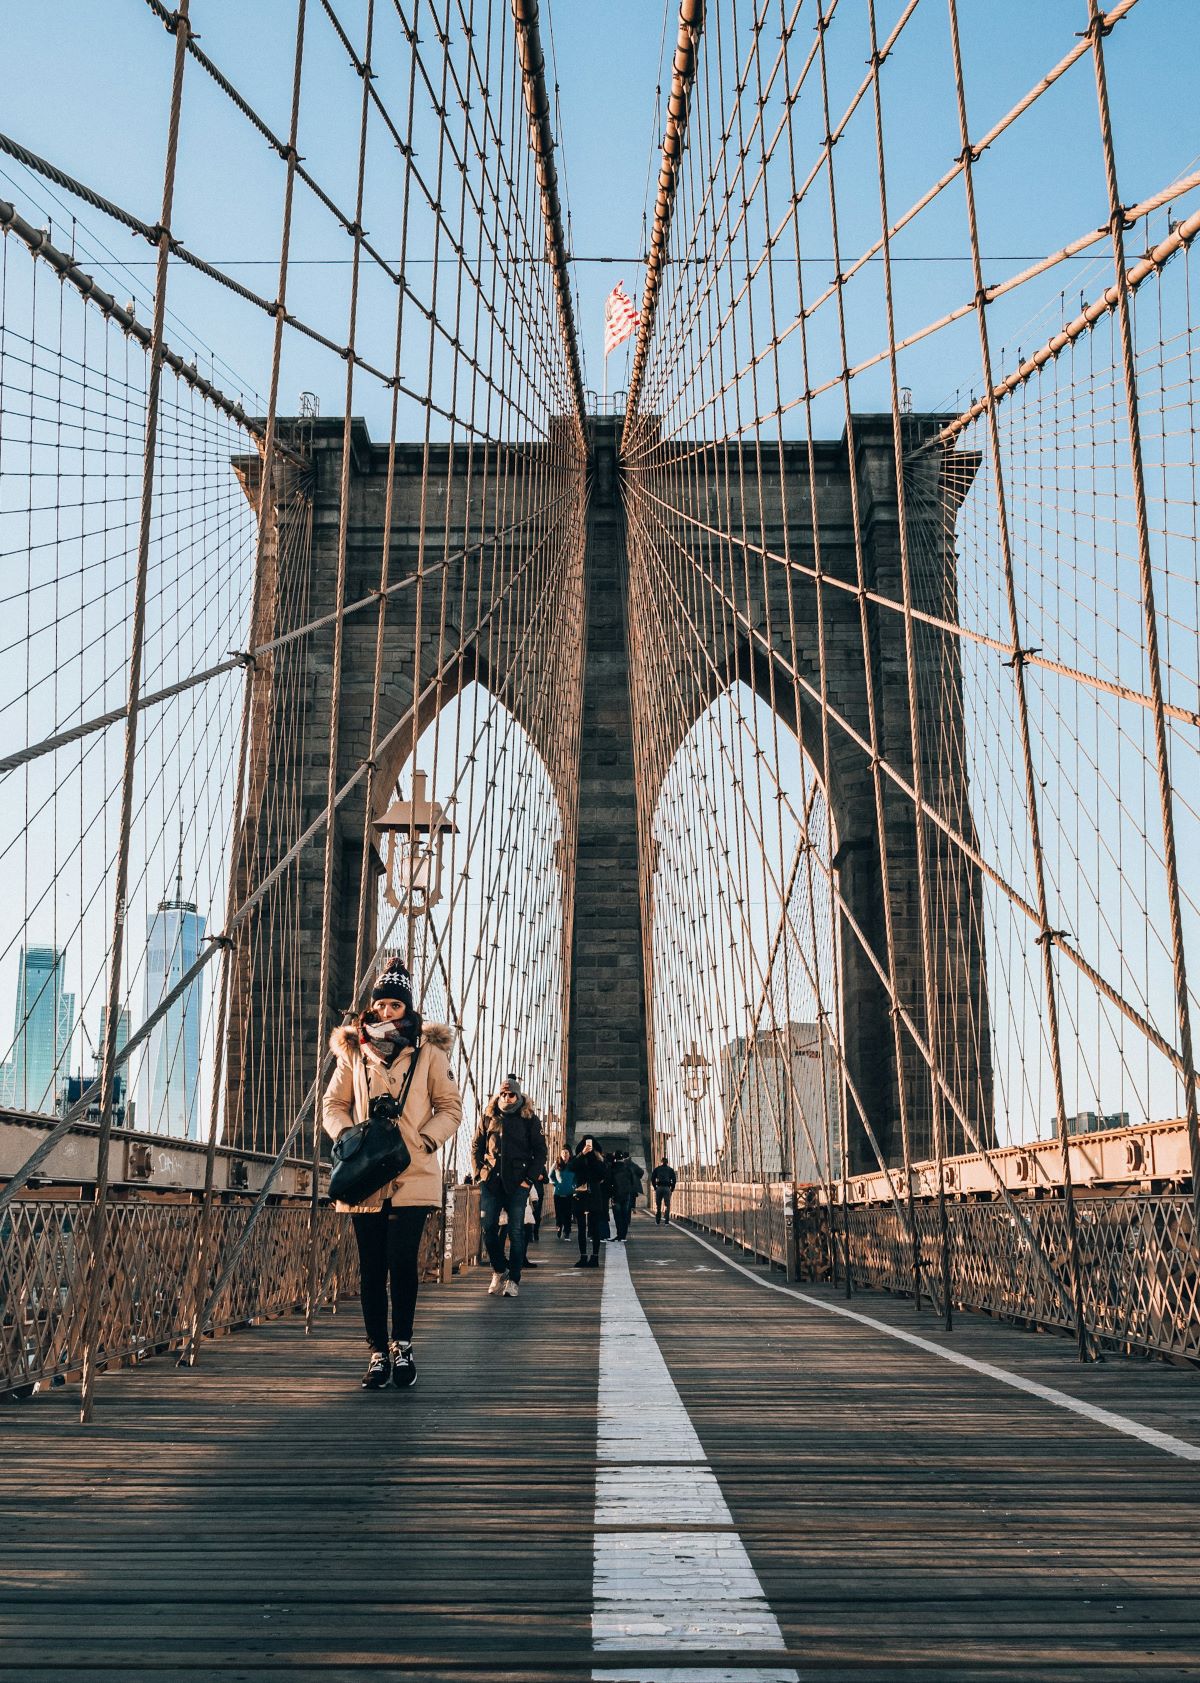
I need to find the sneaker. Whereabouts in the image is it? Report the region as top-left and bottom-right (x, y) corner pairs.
(502, 1278), (520, 1298)
(361, 1350), (390, 1389)
(389, 1340), (416, 1390)
(487, 1271), (506, 1295)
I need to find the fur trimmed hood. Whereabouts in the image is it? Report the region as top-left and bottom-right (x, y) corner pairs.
(329, 1020), (454, 1058)
(321, 1019), (463, 1214)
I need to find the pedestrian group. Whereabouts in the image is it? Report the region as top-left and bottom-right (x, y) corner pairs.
(323, 956), (677, 1389)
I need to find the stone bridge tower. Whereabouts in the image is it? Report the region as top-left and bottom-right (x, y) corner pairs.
(226, 413), (991, 1175)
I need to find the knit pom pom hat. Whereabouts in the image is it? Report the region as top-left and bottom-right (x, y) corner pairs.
(371, 958), (414, 1008)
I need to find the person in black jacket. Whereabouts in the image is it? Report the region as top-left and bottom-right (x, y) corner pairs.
(570, 1137), (611, 1268)
(609, 1150), (644, 1241)
(471, 1074), (547, 1299)
(650, 1156), (678, 1224)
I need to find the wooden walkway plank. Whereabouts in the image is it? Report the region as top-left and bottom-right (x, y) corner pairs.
(1, 1216), (1198, 1678)
(629, 1218), (1200, 1679)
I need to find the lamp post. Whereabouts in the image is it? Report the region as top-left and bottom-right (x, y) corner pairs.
(679, 1041), (710, 1175)
(373, 771), (458, 963)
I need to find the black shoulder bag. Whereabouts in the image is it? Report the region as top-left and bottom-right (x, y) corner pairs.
(328, 1041), (422, 1206)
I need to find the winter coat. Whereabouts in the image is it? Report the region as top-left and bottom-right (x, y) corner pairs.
(550, 1163), (577, 1198)
(471, 1098), (548, 1193)
(570, 1149), (612, 1214)
(610, 1158), (644, 1202)
(651, 1164), (678, 1192)
(321, 1022), (462, 1213)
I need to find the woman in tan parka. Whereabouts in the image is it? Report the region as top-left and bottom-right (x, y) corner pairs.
(322, 958), (461, 1390)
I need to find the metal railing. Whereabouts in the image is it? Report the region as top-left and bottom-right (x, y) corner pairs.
(0, 1196), (355, 1397)
(675, 1176), (1200, 1365)
(1, 1180), (486, 1399)
(441, 1183), (485, 1280)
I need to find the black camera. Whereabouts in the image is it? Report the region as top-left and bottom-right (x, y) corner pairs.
(368, 1092), (404, 1126)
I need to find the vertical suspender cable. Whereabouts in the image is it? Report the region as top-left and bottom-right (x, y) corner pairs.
(305, 0), (377, 1332)
(1085, 0), (1200, 1237)
(947, 0), (1092, 1359)
(79, 0), (192, 1424)
(182, 0), (310, 1369)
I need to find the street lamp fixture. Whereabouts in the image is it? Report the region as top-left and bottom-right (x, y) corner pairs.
(680, 1041), (710, 1103)
(374, 770), (458, 916)
(679, 1042), (711, 1180)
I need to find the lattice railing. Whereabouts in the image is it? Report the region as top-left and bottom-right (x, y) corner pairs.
(0, 1185), (490, 1397)
(0, 1198), (357, 1396)
(676, 1180), (1200, 1364)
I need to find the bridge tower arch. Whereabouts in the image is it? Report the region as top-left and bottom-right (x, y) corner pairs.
(622, 417), (994, 1172)
(224, 419), (584, 1153)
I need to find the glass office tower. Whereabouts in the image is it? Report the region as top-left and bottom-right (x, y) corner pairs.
(142, 873), (206, 1140)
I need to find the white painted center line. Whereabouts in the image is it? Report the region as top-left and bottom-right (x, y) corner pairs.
(592, 1242), (799, 1683)
(671, 1218), (1200, 1464)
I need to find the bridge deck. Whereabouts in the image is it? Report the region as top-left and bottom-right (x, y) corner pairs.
(2, 1217), (1199, 1680)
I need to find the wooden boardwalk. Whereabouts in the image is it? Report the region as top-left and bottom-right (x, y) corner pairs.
(2, 1215), (1199, 1680)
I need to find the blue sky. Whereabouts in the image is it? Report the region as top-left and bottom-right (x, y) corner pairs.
(1, 2), (1196, 1146)
(1, 2), (1190, 432)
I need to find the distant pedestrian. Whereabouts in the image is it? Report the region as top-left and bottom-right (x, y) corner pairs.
(472, 1074), (547, 1299)
(522, 1182), (540, 1265)
(609, 1149), (644, 1241)
(322, 959), (462, 1391)
(651, 1155), (677, 1224)
(550, 1148), (576, 1238)
(570, 1137), (611, 1268)
(529, 1173), (545, 1243)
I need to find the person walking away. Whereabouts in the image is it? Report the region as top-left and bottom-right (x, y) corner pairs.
(609, 1149), (643, 1242)
(570, 1138), (611, 1268)
(651, 1155), (678, 1224)
(550, 1148), (576, 1238)
(322, 960), (462, 1390)
(472, 1074), (547, 1298)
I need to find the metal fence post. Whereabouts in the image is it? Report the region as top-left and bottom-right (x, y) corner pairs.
(784, 1185), (799, 1283)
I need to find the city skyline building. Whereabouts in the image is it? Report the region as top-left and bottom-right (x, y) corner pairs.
(0, 945), (76, 1114)
(95, 1004), (133, 1118)
(719, 1020), (839, 1184)
(140, 863), (206, 1141)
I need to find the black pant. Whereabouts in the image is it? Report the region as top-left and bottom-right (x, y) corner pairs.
(654, 1190), (672, 1222)
(613, 1196), (633, 1239)
(553, 1194), (573, 1237)
(576, 1205), (601, 1258)
(352, 1206), (428, 1350)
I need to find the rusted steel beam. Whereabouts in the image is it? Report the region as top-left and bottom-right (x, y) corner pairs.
(821, 1114), (1197, 1206)
(0, 1111), (319, 1199)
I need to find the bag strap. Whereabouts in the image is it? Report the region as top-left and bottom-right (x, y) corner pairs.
(395, 1037), (424, 1115)
(360, 1034), (424, 1119)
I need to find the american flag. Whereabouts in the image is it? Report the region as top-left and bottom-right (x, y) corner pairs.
(603, 282), (639, 357)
